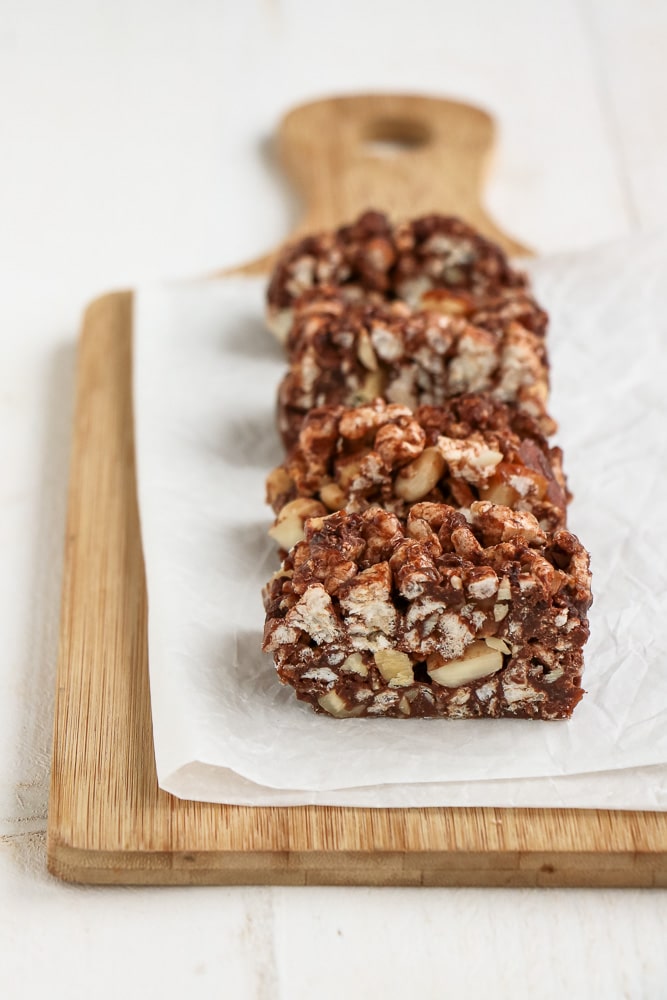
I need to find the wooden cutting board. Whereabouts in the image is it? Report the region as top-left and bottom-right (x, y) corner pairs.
(47, 94), (667, 887)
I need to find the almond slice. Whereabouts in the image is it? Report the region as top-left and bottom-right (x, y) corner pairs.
(483, 636), (512, 655)
(427, 640), (503, 687)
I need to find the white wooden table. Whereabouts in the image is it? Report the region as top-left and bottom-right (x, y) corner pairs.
(2, 1), (667, 996)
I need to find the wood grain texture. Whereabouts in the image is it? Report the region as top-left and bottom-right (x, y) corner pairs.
(226, 94), (530, 276)
(48, 95), (667, 886)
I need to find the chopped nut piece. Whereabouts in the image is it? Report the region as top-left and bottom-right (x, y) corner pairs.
(320, 482), (347, 511)
(374, 649), (414, 687)
(484, 636), (512, 654)
(318, 691), (365, 718)
(478, 480), (517, 506)
(268, 498), (327, 550)
(340, 652), (369, 676)
(394, 447), (446, 502)
(357, 328), (379, 370)
(266, 466), (294, 508)
(427, 641), (503, 687)
(270, 395), (567, 531)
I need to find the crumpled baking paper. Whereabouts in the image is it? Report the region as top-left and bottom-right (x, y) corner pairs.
(133, 231), (667, 807)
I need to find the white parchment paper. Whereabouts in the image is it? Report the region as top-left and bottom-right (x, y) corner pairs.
(134, 232), (667, 806)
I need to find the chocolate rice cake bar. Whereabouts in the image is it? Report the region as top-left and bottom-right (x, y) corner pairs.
(262, 503), (592, 720)
(267, 395), (569, 554)
(266, 211), (546, 344)
(277, 298), (554, 449)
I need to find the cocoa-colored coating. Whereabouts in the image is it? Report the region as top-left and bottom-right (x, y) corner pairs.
(262, 504), (592, 720)
(268, 395), (569, 534)
(267, 211), (546, 336)
(277, 299), (554, 449)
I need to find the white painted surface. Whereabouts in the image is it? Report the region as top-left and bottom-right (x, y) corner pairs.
(2, 1), (667, 997)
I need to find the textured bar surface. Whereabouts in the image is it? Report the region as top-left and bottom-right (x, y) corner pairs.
(266, 211), (546, 343)
(267, 395), (569, 554)
(263, 503), (592, 720)
(278, 299), (554, 449)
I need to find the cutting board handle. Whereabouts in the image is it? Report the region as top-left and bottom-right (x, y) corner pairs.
(278, 93), (529, 257)
(228, 93), (529, 276)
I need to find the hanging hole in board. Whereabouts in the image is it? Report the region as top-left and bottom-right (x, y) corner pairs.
(363, 118), (432, 157)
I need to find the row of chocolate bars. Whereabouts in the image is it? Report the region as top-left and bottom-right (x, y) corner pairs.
(261, 212), (592, 720)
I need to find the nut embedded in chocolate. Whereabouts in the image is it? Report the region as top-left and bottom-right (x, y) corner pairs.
(262, 504), (592, 720)
(277, 299), (555, 449)
(266, 210), (545, 343)
(267, 395), (569, 539)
